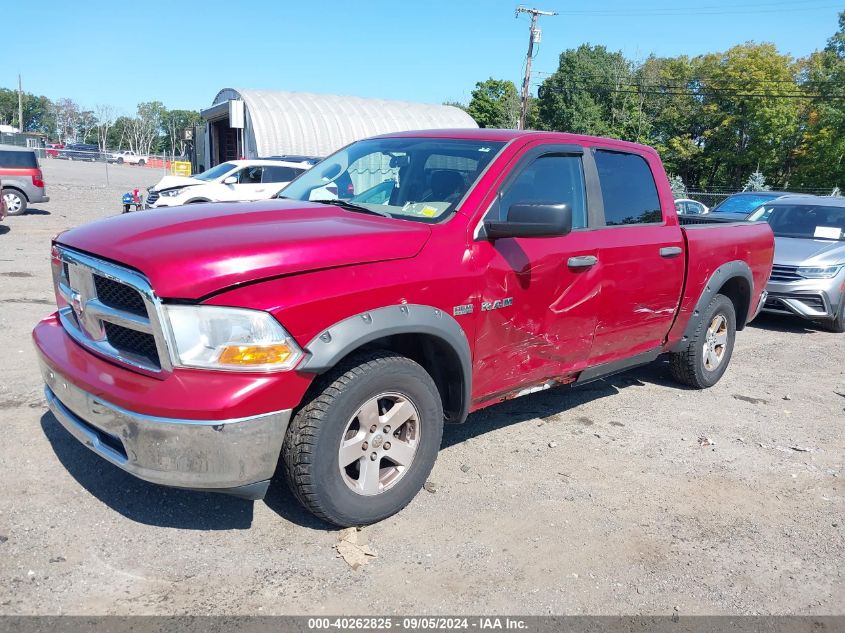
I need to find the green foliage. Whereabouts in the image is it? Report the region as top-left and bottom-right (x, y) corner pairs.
(668, 174), (687, 198)
(743, 170), (771, 191)
(467, 78), (519, 128)
(525, 34), (845, 191)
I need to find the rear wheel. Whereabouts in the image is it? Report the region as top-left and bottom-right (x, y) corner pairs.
(138, 159), (145, 166)
(669, 293), (736, 388)
(117, 157), (124, 164)
(2, 189), (27, 216)
(283, 351), (444, 526)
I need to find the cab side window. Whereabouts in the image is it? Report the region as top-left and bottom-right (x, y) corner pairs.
(498, 154), (587, 229)
(238, 166), (263, 184)
(594, 150), (662, 225)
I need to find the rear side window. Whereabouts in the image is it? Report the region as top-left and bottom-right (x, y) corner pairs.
(0, 150), (38, 168)
(263, 166), (304, 183)
(594, 150), (662, 226)
(498, 154), (587, 229)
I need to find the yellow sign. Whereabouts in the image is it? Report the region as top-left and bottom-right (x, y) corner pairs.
(171, 161), (192, 176)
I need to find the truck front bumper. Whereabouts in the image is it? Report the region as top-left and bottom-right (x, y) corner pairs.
(40, 359), (291, 499)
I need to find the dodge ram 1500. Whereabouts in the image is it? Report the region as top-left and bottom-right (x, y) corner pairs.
(34, 129), (774, 526)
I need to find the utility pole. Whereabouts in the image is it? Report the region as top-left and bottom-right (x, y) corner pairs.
(516, 6), (556, 130)
(17, 74), (24, 133)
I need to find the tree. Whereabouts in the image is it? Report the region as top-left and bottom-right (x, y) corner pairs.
(52, 98), (81, 143)
(161, 109), (201, 157)
(129, 101), (166, 155)
(536, 44), (643, 137)
(743, 170), (771, 192)
(467, 79), (520, 128)
(94, 104), (118, 151)
(669, 174), (687, 198)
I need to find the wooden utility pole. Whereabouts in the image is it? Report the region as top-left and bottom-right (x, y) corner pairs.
(516, 6), (556, 130)
(17, 75), (23, 133)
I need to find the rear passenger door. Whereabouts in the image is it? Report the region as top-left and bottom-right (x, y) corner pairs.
(586, 147), (685, 365)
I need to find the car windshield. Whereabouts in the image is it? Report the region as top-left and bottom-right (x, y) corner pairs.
(194, 162), (237, 182)
(279, 137), (506, 223)
(711, 193), (780, 214)
(748, 203), (845, 241)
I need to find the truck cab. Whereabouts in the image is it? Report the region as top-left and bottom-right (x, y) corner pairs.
(34, 130), (774, 526)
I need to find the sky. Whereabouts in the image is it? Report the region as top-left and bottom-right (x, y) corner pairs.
(3, 0), (842, 116)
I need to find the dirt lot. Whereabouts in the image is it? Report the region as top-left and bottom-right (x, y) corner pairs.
(0, 159), (843, 616)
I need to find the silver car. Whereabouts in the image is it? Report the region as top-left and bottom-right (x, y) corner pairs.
(749, 196), (845, 332)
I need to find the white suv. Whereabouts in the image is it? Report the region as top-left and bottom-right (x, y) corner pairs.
(146, 159), (311, 208)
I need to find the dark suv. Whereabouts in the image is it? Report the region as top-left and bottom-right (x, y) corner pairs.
(0, 145), (50, 215)
(63, 143), (101, 162)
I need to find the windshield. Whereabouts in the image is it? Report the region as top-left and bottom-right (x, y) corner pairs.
(711, 193), (781, 214)
(748, 203), (845, 241)
(279, 138), (506, 222)
(194, 162), (237, 182)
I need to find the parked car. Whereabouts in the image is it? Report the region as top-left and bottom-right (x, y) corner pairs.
(62, 143), (101, 162)
(107, 150), (148, 166)
(0, 144), (50, 215)
(708, 191), (794, 221)
(146, 159), (312, 208)
(45, 143), (64, 159)
(748, 196), (845, 332)
(675, 198), (708, 215)
(0, 183), (6, 221)
(33, 129), (773, 526)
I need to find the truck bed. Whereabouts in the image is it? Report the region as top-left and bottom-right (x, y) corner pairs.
(666, 221), (775, 347)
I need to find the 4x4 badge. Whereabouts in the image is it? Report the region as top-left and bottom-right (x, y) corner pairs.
(453, 304), (474, 316)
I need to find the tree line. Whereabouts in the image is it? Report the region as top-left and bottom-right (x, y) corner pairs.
(461, 11), (845, 192)
(0, 92), (200, 158)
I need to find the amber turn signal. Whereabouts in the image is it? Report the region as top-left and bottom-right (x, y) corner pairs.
(217, 344), (296, 367)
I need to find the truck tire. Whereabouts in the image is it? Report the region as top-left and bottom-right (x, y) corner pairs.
(669, 293), (736, 389)
(117, 157), (124, 164)
(138, 159), (145, 166)
(2, 189), (27, 216)
(283, 351), (444, 526)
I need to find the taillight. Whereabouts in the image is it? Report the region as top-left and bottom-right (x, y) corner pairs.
(32, 170), (45, 189)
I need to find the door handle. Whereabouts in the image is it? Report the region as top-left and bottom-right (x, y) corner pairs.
(659, 246), (683, 258)
(568, 255), (598, 268)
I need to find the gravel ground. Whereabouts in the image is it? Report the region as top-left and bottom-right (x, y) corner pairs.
(0, 159), (843, 616)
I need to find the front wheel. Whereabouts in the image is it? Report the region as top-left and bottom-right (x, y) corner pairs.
(2, 189), (27, 216)
(820, 301), (845, 333)
(283, 351), (444, 526)
(137, 159), (145, 166)
(669, 293), (736, 388)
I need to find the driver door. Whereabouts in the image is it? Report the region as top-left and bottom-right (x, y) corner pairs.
(470, 143), (603, 401)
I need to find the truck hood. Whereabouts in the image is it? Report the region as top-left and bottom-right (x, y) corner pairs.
(56, 201), (432, 299)
(774, 236), (845, 266)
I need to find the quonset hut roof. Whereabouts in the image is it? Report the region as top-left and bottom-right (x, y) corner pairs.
(209, 88), (478, 158)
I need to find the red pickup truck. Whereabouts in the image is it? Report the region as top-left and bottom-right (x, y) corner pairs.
(33, 130), (774, 526)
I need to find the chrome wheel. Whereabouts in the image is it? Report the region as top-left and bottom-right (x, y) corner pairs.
(3, 192), (23, 214)
(338, 392), (420, 496)
(703, 313), (728, 371)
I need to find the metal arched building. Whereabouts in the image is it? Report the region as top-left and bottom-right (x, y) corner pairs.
(198, 88), (477, 168)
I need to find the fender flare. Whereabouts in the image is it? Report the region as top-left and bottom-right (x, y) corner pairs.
(671, 260), (754, 352)
(300, 304), (472, 423)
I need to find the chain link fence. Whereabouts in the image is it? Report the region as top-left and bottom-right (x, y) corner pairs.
(685, 188), (839, 209)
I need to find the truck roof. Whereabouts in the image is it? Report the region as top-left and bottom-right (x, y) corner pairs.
(373, 128), (659, 155)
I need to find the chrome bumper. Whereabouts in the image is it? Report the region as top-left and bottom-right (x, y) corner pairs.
(41, 360), (291, 499)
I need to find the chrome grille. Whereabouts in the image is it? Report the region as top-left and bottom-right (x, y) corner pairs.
(770, 264), (801, 282)
(53, 247), (172, 374)
(146, 189), (159, 205)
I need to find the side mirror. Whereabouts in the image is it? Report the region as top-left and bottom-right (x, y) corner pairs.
(484, 202), (572, 240)
(223, 176), (237, 185)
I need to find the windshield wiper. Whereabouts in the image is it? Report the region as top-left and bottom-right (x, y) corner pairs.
(312, 198), (392, 218)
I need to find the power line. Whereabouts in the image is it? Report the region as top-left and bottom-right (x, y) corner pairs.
(516, 6), (557, 130)
(535, 82), (845, 100)
(554, 2), (839, 15)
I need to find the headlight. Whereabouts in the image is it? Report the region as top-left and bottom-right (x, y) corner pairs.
(163, 305), (303, 371)
(159, 188), (184, 198)
(796, 264), (843, 279)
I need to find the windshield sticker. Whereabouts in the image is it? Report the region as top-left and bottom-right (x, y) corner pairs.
(814, 226), (842, 239)
(420, 206), (438, 217)
(478, 147), (491, 153)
